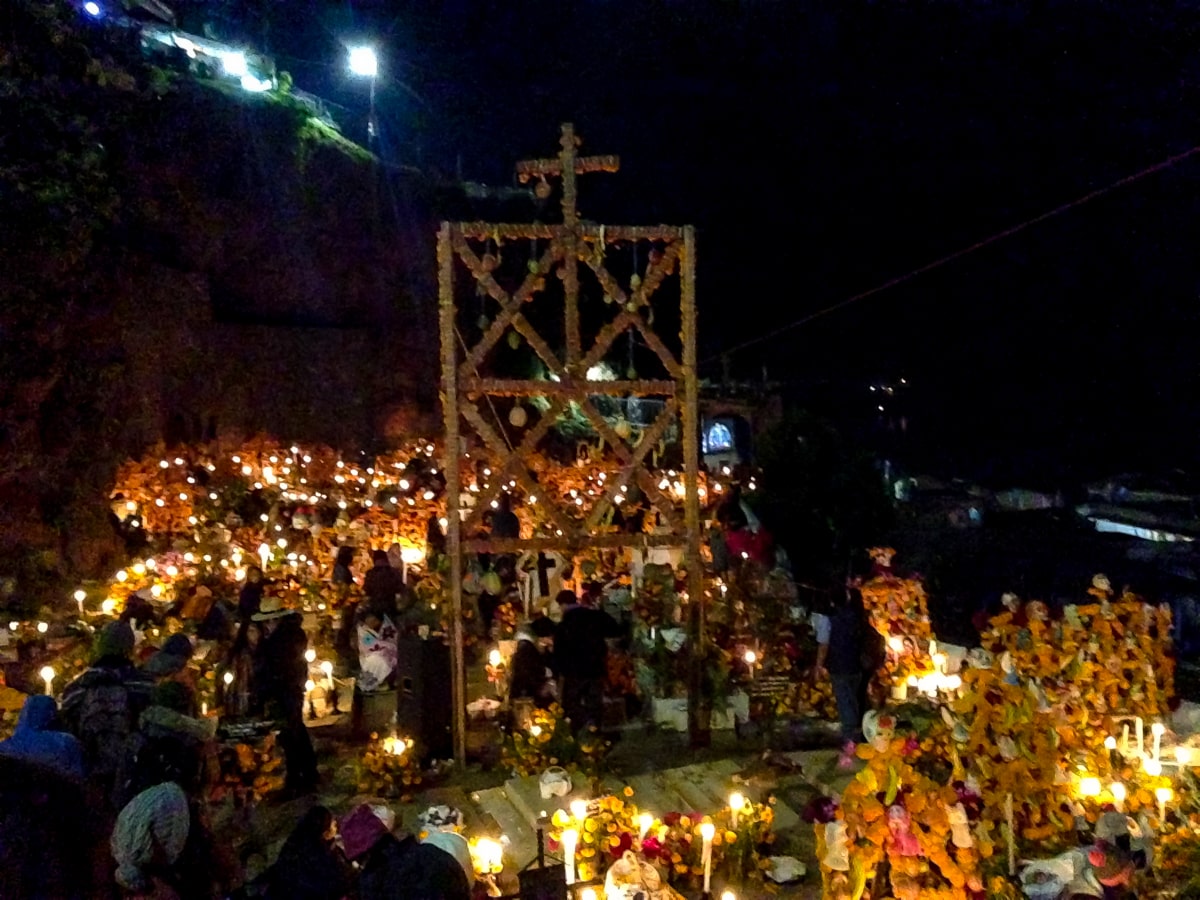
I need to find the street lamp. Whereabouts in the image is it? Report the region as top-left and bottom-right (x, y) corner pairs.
(347, 46), (378, 146)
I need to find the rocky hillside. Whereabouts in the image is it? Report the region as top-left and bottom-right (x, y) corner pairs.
(0, 0), (439, 607)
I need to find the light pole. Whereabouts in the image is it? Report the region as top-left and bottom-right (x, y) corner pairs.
(348, 45), (378, 148)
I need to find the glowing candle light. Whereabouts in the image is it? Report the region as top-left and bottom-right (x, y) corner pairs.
(36, 621), (47, 634)
(561, 828), (578, 884)
(638, 813), (653, 841)
(729, 791), (745, 830)
(700, 822), (715, 893)
(320, 660), (334, 690)
(570, 799), (588, 824)
(1176, 746), (1194, 766)
(1156, 786), (1173, 822)
(721, 892), (737, 900)
(74, 589), (86, 616)
(1144, 758), (1163, 777)
(223, 671), (234, 687)
(489, 649), (502, 668)
(39, 665), (55, 695)
(1104, 736), (1117, 751)
(1078, 777), (1101, 798)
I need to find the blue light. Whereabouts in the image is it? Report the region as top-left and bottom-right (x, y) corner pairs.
(83, 1), (101, 16)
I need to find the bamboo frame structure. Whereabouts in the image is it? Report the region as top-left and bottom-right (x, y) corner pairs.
(439, 124), (702, 763)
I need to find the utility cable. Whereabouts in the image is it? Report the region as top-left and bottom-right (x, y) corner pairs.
(704, 142), (1200, 363)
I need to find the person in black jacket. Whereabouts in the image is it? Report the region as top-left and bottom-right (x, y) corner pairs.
(508, 624), (554, 709)
(255, 601), (317, 795)
(362, 550), (405, 620)
(554, 589), (622, 731)
(238, 566), (266, 620)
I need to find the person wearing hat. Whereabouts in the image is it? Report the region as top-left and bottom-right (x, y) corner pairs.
(142, 634), (197, 714)
(60, 621), (155, 807)
(339, 804), (470, 900)
(255, 597), (318, 795)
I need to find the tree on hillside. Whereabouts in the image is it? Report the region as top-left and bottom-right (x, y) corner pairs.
(747, 411), (893, 585)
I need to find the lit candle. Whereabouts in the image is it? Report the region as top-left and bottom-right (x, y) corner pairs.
(1078, 776), (1100, 798)
(320, 660), (334, 690)
(74, 589), (86, 617)
(721, 893), (736, 900)
(258, 542), (270, 570)
(1176, 746), (1194, 767)
(561, 828), (578, 884)
(1143, 758), (1163, 777)
(570, 799), (588, 825)
(1104, 736), (1117, 751)
(201, 701), (208, 717)
(580, 889), (597, 900)
(638, 813), (653, 842)
(305, 648), (317, 664)
(1005, 793), (1015, 876)
(1110, 782), (1126, 813)
(1136, 718), (1144, 755)
(1152, 722), (1165, 761)
(1156, 786), (1173, 822)
(39, 665), (55, 695)
(729, 791), (745, 830)
(700, 822), (715, 893)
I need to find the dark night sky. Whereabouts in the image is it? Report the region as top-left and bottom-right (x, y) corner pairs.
(229, 1), (1200, 482)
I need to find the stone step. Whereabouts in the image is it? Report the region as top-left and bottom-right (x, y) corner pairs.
(503, 773), (627, 830)
(625, 772), (697, 817)
(473, 786), (541, 868)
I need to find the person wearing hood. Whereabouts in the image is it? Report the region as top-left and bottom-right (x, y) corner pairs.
(0, 694), (84, 781)
(264, 805), (351, 900)
(339, 804), (470, 900)
(508, 623), (555, 709)
(60, 621), (154, 806)
(362, 550), (406, 620)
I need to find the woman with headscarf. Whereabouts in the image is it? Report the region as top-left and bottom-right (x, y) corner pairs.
(339, 805), (471, 900)
(264, 805), (351, 900)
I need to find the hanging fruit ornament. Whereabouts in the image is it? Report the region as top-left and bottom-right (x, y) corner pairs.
(506, 331), (522, 350)
(509, 406), (529, 428)
(534, 177), (552, 199)
(476, 314), (490, 330)
(630, 273), (643, 291)
(603, 293), (615, 305)
(481, 253), (498, 272)
(625, 366), (637, 379)
(614, 419), (632, 440)
(528, 259), (540, 274)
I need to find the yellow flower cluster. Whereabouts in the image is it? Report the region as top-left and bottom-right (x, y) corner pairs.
(357, 734), (423, 800)
(212, 734), (285, 805)
(858, 549), (935, 687)
(981, 596), (1174, 719)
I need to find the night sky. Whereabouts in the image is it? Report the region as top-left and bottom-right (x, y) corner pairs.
(220, 1), (1200, 483)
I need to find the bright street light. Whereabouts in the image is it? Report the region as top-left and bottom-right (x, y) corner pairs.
(83, 1), (102, 16)
(348, 46), (378, 78)
(221, 51), (248, 78)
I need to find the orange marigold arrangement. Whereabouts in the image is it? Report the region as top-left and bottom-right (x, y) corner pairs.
(356, 734), (423, 800)
(545, 789), (776, 888)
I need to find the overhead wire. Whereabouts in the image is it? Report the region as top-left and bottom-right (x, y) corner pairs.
(704, 141), (1200, 364)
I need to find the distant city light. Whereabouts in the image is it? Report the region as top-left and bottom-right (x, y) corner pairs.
(348, 46), (378, 78)
(83, 1), (102, 16)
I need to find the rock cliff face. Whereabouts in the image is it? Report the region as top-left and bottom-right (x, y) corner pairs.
(0, 1), (439, 605)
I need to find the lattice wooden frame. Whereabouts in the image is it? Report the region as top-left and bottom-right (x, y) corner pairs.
(439, 124), (702, 762)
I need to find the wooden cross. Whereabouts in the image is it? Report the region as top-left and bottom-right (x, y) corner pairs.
(515, 123), (620, 227)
